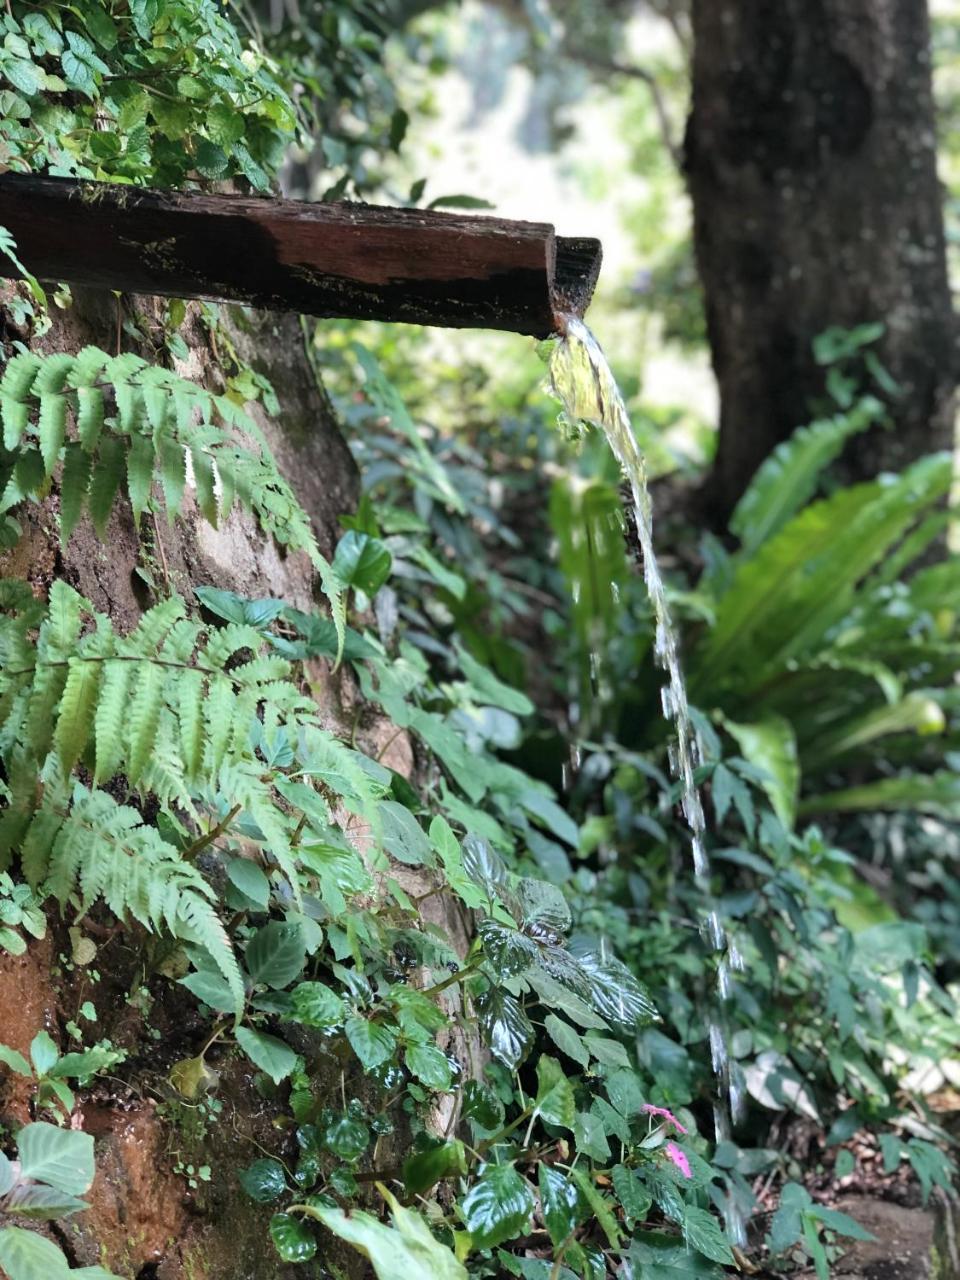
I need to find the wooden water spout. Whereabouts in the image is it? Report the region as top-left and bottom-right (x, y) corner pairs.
(0, 174), (601, 337)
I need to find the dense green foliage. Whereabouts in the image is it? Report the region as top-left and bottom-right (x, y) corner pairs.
(0, 2), (957, 1279)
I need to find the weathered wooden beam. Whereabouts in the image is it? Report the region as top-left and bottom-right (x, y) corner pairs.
(0, 174), (601, 338)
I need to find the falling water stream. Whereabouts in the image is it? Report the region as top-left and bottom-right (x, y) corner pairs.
(547, 317), (746, 1244)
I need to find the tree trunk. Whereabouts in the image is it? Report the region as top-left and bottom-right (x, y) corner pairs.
(686, 0), (957, 523)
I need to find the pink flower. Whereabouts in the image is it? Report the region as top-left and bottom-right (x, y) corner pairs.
(642, 1104), (688, 1134)
(665, 1142), (692, 1180)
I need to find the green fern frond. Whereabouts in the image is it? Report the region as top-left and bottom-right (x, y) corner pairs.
(0, 346), (343, 645)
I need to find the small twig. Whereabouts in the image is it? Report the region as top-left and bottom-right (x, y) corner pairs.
(182, 803), (242, 862)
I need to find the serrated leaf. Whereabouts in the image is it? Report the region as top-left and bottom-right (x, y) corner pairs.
(533, 1055), (575, 1130)
(538, 1164), (583, 1246)
(344, 1017), (397, 1070)
(460, 1163), (534, 1248)
(682, 1206), (735, 1266)
(402, 1139), (466, 1195)
(245, 921), (306, 990)
(476, 988), (534, 1070)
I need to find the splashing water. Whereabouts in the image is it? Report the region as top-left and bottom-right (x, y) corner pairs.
(547, 316), (746, 1243)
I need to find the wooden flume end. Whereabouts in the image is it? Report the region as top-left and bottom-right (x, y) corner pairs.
(0, 174), (602, 337)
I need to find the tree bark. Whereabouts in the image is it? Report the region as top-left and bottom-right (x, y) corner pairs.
(686, 0), (957, 523)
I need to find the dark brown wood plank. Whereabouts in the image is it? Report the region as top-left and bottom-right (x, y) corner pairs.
(0, 174), (601, 337)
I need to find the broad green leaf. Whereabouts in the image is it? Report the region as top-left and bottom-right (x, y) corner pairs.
(17, 1123), (94, 1195)
(406, 1042), (452, 1090)
(721, 715), (799, 830)
(476, 989), (534, 1070)
(538, 1164), (583, 1246)
(402, 1140), (466, 1195)
(245, 922), (306, 990)
(533, 1055), (575, 1130)
(0, 1044), (32, 1077)
(239, 1158), (287, 1203)
(325, 1117), (370, 1162)
(290, 982), (345, 1028)
(344, 1017), (398, 1070)
(294, 1185), (467, 1280)
(179, 969), (236, 1014)
(682, 1206), (735, 1266)
(611, 1165), (652, 1224)
(730, 401), (880, 553)
(235, 1028), (297, 1084)
(627, 1231), (724, 1278)
(29, 1031), (58, 1077)
(333, 530), (392, 595)
(269, 1212), (317, 1263)
(2, 1183), (89, 1219)
(379, 801), (433, 866)
(460, 1164), (534, 1248)
(0, 1226), (73, 1280)
(544, 1014), (590, 1067)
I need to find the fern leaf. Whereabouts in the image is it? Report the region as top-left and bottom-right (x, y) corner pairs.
(20, 754), (70, 887)
(730, 398), (882, 554)
(59, 443), (93, 544)
(0, 747), (40, 872)
(43, 582), (85, 655)
(0, 352), (41, 403)
(37, 392), (67, 476)
(174, 892), (245, 1018)
(76, 386), (105, 451)
(87, 435), (126, 537)
(159, 436), (187, 517)
(125, 660), (165, 786)
(190, 445), (219, 525)
(55, 657), (103, 774)
(203, 678), (235, 776)
(0, 449), (45, 514)
(126, 430), (154, 525)
(177, 668), (207, 783)
(1, 396), (29, 451)
(126, 595), (186, 652)
(32, 352), (75, 395)
(93, 659), (130, 783)
(67, 346), (110, 389)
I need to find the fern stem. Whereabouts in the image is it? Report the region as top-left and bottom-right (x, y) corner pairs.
(183, 804), (242, 862)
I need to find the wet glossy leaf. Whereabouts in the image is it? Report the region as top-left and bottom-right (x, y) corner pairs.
(333, 531), (392, 595)
(516, 878), (571, 936)
(538, 1164), (583, 1246)
(406, 1041), (452, 1090)
(345, 1017), (398, 1070)
(270, 1212), (317, 1263)
(477, 920), (538, 978)
(611, 1165), (653, 1224)
(239, 1158), (287, 1203)
(476, 989), (534, 1070)
(461, 833), (509, 898)
(576, 951), (659, 1030)
(627, 1231), (724, 1278)
(460, 1164), (534, 1248)
(461, 1080), (503, 1131)
(290, 981), (345, 1028)
(324, 1117), (369, 1163)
